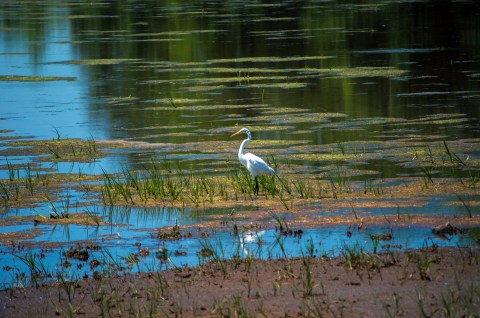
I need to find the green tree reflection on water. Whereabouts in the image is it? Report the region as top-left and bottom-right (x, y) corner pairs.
(0, 1), (478, 145)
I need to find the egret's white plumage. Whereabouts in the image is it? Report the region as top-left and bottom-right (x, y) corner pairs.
(231, 128), (275, 194)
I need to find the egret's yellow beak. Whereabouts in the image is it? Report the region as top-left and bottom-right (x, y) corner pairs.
(230, 129), (242, 137)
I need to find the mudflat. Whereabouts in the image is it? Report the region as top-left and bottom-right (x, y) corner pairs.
(1, 246), (478, 317)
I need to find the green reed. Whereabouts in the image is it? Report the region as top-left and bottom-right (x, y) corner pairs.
(13, 252), (50, 287)
(0, 180), (10, 201)
(420, 166), (434, 188)
(301, 251), (314, 297)
(443, 141), (466, 166)
(24, 163), (34, 195)
(6, 159), (18, 181)
(46, 193), (70, 219)
(456, 194), (473, 218)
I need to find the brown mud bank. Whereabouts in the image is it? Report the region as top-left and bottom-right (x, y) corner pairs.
(1, 246), (478, 317)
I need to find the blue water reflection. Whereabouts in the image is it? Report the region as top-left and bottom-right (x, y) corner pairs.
(0, 214), (469, 288)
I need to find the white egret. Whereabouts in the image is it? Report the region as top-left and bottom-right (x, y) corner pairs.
(230, 128), (275, 195)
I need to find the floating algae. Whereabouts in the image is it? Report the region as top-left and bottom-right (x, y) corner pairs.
(0, 75), (76, 82)
(54, 58), (140, 65)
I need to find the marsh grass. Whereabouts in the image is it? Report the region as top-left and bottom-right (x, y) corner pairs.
(300, 251), (314, 297)
(420, 166), (434, 188)
(199, 239), (228, 277)
(294, 179), (314, 199)
(363, 178), (384, 195)
(455, 169), (480, 189)
(13, 252), (50, 287)
(46, 194), (70, 219)
(9, 138), (102, 162)
(455, 194), (473, 218)
(211, 295), (251, 317)
(413, 278), (480, 318)
(0, 160), (101, 208)
(443, 141), (466, 166)
(101, 162), (300, 207)
(2, 135), (478, 217)
(341, 244), (385, 271)
(328, 168), (350, 193)
(2, 135), (480, 292)
(408, 251), (435, 281)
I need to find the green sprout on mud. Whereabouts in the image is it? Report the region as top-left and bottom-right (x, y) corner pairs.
(341, 244), (382, 271)
(300, 251), (315, 297)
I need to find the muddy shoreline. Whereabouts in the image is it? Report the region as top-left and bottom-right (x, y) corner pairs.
(1, 246), (479, 317)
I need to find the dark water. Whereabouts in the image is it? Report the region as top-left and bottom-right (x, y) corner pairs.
(0, 1), (479, 287)
(1, 1), (479, 142)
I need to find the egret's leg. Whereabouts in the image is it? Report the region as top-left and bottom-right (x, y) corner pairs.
(254, 177), (259, 195)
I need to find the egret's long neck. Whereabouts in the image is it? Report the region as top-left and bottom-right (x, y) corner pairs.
(238, 137), (250, 163)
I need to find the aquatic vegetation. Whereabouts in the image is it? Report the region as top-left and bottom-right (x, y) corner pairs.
(57, 58), (140, 65)
(300, 252), (315, 297)
(12, 252), (50, 287)
(5, 138), (104, 162)
(302, 66), (408, 78)
(0, 75), (76, 82)
(1, 2), (480, 316)
(157, 223), (184, 240)
(207, 55), (336, 64)
(31, 211), (107, 226)
(341, 244), (389, 271)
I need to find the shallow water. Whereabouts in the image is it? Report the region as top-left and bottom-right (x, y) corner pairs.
(1, 0), (479, 287)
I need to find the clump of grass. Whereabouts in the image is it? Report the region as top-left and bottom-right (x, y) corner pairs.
(228, 169), (255, 199)
(11, 135), (102, 162)
(301, 252), (314, 297)
(46, 194), (70, 219)
(328, 168), (350, 193)
(157, 222), (185, 240)
(294, 180), (314, 199)
(419, 166), (434, 188)
(13, 252), (50, 287)
(341, 244), (383, 271)
(363, 178), (383, 195)
(101, 164), (190, 205)
(211, 294), (253, 317)
(278, 189), (290, 210)
(369, 232), (393, 254)
(199, 239), (228, 277)
(407, 251), (435, 281)
(258, 175), (277, 197)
